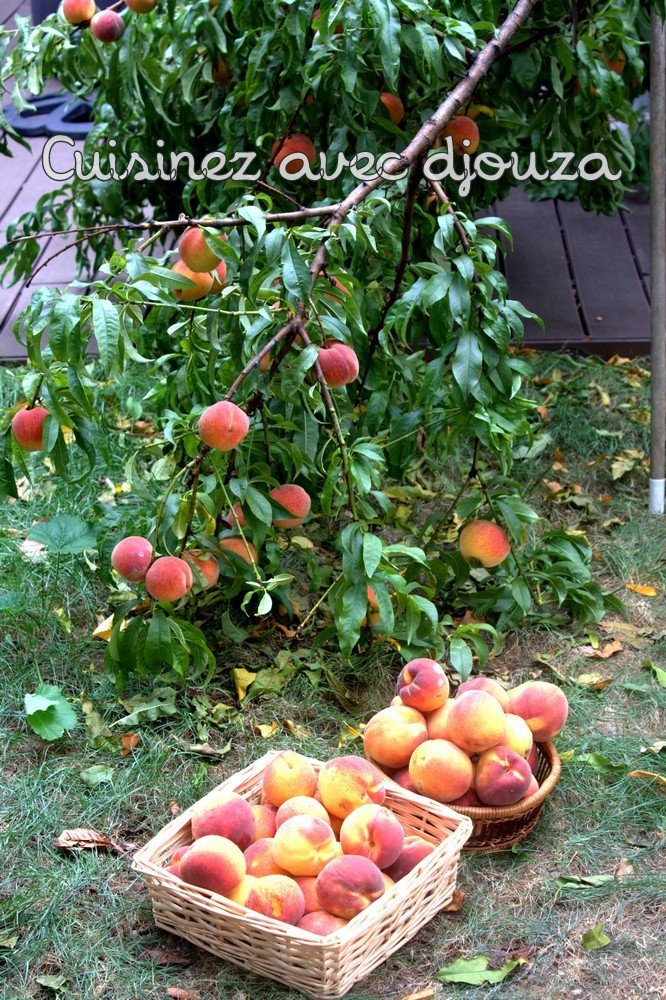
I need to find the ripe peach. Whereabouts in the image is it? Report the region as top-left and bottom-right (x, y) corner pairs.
(269, 484), (311, 529)
(294, 876), (320, 914)
(165, 863), (181, 877)
(199, 400), (249, 450)
(458, 520), (510, 568)
(445, 690), (506, 755)
(90, 9), (125, 42)
(522, 774), (540, 799)
(212, 56), (233, 86)
(182, 549), (219, 591)
(456, 676), (509, 709)
(61, 0), (94, 24)
(506, 681), (569, 741)
(263, 752), (317, 807)
(298, 910), (349, 935)
(339, 804), (404, 870)
(316, 856), (384, 919)
(449, 787), (483, 807)
(271, 134), (317, 175)
(164, 844), (191, 878)
(126, 0), (156, 12)
(144, 555), (193, 601)
(317, 341), (359, 387)
(379, 92), (405, 124)
(180, 835), (245, 895)
(210, 260), (228, 293)
(382, 873), (395, 893)
(408, 739), (474, 803)
(426, 700), (452, 741)
(172, 259), (214, 301)
(246, 874), (305, 925)
(11, 406), (48, 452)
(111, 536), (153, 582)
(227, 502), (246, 529)
(475, 746), (533, 806)
(272, 816), (339, 877)
(251, 803), (277, 840)
(178, 226), (222, 273)
(276, 796), (330, 828)
(191, 790), (255, 849)
(527, 742), (539, 776)
(384, 836), (435, 882)
(312, 7), (343, 35)
(244, 838), (288, 877)
(317, 756), (386, 819)
(602, 48), (626, 74)
(363, 705), (428, 770)
(440, 115), (480, 155)
(396, 658), (449, 712)
(392, 768), (416, 793)
(503, 713), (533, 759)
(218, 536), (258, 564)
(227, 874), (256, 905)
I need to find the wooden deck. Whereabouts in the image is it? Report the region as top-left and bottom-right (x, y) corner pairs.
(0, 0), (653, 361)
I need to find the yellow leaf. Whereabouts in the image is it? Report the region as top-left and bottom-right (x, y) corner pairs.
(233, 667), (257, 702)
(574, 639), (623, 660)
(290, 535), (314, 550)
(613, 858), (634, 880)
(627, 770), (666, 787)
(255, 722), (278, 739)
(626, 584), (658, 597)
(338, 723), (364, 748)
(576, 672), (613, 691)
(92, 613), (125, 641)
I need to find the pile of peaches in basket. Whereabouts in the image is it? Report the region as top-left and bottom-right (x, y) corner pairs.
(165, 664), (568, 933)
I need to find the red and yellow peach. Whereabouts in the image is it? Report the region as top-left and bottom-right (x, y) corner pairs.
(144, 555), (193, 601)
(263, 752), (318, 807)
(315, 855), (385, 919)
(339, 804), (404, 870)
(198, 400), (249, 450)
(474, 746), (533, 806)
(272, 816), (339, 877)
(191, 790), (256, 849)
(383, 836), (435, 882)
(363, 705), (428, 770)
(408, 739), (474, 803)
(270, 484), (311, 529)
(458, 520), (510, 568)
(317, 756), (386, 819)
(445, 690), (506, 755)
(111, 536), (153, 582)
(180, 835), (245, 895)
(506, 681), (569, 741)
(11, 406), (48, 452)
(396, 658), (449, 712)
(246, 874), (305, 925)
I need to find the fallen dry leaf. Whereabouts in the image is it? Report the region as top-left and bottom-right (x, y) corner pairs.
(121, 733), (140, 755)
(169, 801), (181, 816)
(613, 858), (634, 880)
(576, 672), (613, 691)
(626, 583), (658, 598)
(166, 989), (202, 1000)
(444, 889), (466, 912)
(141, 949), (193, 966)
(627, 770), (666, 787)
(641, 741), (666, 754)
(53, 828), (122, 853)
(574, 639), (623, 660)
(18, 538), (47, 562)
(255, 722), (279, 738)
(398, 991), (436, 1000)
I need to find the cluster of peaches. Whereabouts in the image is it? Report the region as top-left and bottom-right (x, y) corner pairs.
(59, 0), (155, 43)
(165, 751), (436, 935)
(363, 660), (568, 808)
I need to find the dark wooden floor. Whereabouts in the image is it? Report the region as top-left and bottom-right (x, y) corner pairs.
(0, 0), (652, 359)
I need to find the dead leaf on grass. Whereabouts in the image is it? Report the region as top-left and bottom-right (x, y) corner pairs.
(613, 858), (634, 880)
(598, 620), (654, 649)
(166, 989), (202, 1000)
(443, 889), (466, 912)
(627, 770), (666, 787)
(626, 583), (658, 597)
(53, 828), (122, 853)
(169, 801), (181, 816)
(141, 949), (193, 966)
(282, 719), (313, 738)
(641, 741), (666, 754)
(398, 990), (436, 1000)
(121, 733), (140, 755)
(581, 924), (610, 951)
(233, 667), (257, 702)
(574, 639), (623, 660)
(576, 672), (613, 691)
(255, 722), (279, 738)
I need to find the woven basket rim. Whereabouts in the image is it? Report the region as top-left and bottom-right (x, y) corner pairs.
(449, 741), (561, 820)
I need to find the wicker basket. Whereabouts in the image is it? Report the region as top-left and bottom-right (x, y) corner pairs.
(132, 751), (473, 998)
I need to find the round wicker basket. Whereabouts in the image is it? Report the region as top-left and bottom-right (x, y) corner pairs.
(367, 741), (561, 853)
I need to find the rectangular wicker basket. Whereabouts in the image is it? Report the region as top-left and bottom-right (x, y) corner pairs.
(132, 751), (473, 998)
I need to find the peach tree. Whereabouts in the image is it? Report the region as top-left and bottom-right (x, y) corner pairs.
(0, 0), (653, 691)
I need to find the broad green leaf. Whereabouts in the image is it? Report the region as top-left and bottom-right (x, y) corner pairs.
(92, 298), (120, 372)
(24, 685), (77, 741)
(362, 533), (382, 578)
(29, 515), (97, 554)
(582, 924), (611, 950)
(437, 955), (525, 985)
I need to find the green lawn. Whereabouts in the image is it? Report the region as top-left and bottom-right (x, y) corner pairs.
(0, 351), (664, 1000)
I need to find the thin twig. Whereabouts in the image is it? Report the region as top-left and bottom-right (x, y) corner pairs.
(428, 179), (470, 251)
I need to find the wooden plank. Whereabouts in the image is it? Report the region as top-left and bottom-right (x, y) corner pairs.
(621, 195), (650, 279)
(497, 187), (585, 347)
(557, 198), (650, 352)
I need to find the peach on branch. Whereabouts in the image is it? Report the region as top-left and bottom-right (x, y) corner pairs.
(126, 0), (156, 12)
(111, 535), (153, 582)
(212, 56), (233, 86)
(384, 836), (435, 882)
(269, 484), (311, 529)
(178, 226), (222, 273)
(275, 796), (330, 828)
(294, 876), (319, 914)
(244, 838), (288, 877)
(246, 874), (305, 925)
(339, 804), (404, 870)
(182, 549), (220, 591)
(317, 756), (386, 819)
(408, 739), (474, 803)
(506, 681), (568, 741)
(458, 520), (511, 568)
(456, 675), (509, 709)
(191, 790), (255, 849)
(379, 92), (405, 124)
(61, 0), (95, 24)
(263, 751), (318, 807)
(312, 7), (344, 35)
(315, 855), (385, 919)
(602, 48), (626, 74)
(396, 658), (449, 712)
(503, 713), (534, 759)
(251, 804), (277, 840)
(298, 910), (349, 936)
(363, 705), (428, 770)
(475, 746), (532, 806)
(179, 835), (245, 895)
(144, 555), (193, 601)
(218, 536), (258, 565)
(227, 501), (246, 529)
(210, 260), (228, 293)
(198, 400), (249, 450)
(317, 341), (359, 388)
(90, 9), (125, 42)
(172, 259), (214, 301)
(440, 115), (480, 155)
(445, 690), (506, 754)
(272, 816), (339, 877)
(271, 134), (317, 176)
(11, 406), (48, 452)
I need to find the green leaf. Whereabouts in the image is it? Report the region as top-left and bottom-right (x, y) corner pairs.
(581, 924), (611, 951)
(554, 873), (614, 890)
(28, 515), (97, 555)
(452, 331), (482, 398)
(80, 764), (114, 788)
(362, 533), (382, 578)
(115, 687), (178, 727)
(449, 636), (474, 681)
(92, 298), (120, 372)
(144, 609), (173, 667)
(281, 241), (312, 301)
(437, 955), (525, 985)
(24, 685), (77, 741)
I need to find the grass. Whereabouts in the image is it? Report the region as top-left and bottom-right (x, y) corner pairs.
(1, 350), (665, 1000)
